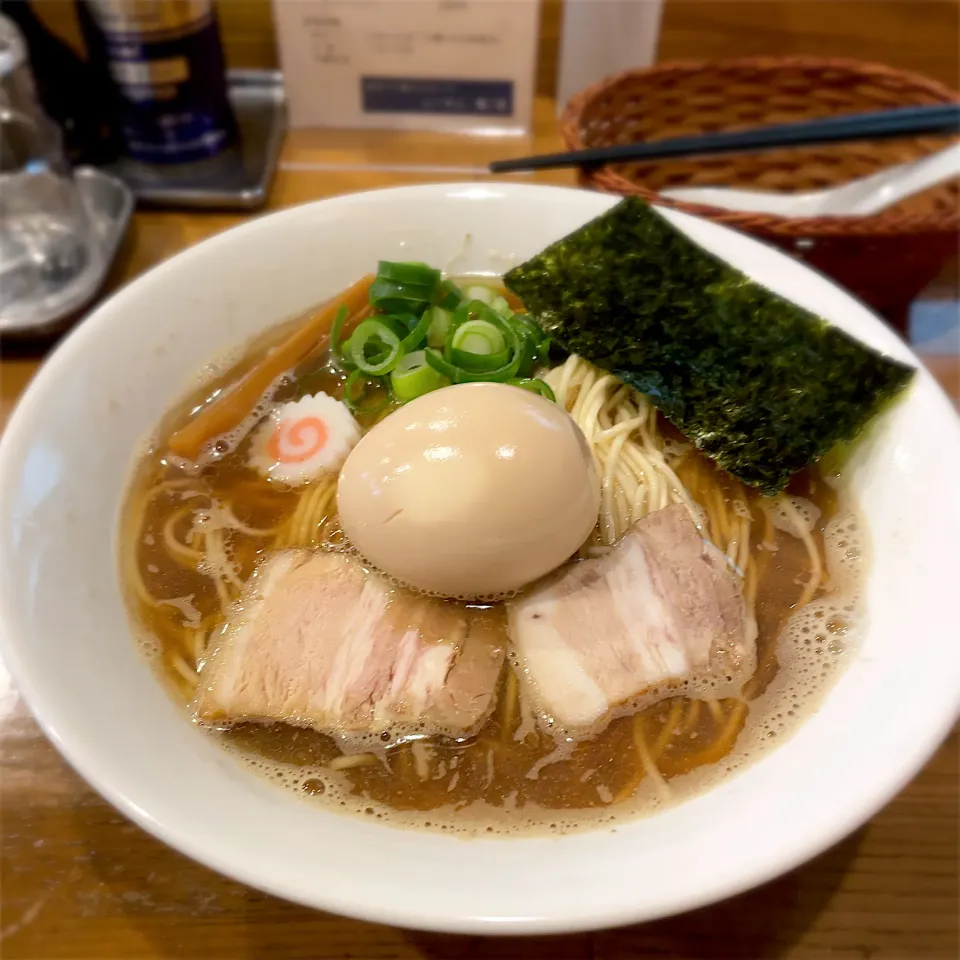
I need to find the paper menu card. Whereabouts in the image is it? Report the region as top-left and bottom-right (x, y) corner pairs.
(272, 0), (540, 134)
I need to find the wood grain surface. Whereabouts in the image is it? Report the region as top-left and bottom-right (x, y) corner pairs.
(3, 4), (960, 957)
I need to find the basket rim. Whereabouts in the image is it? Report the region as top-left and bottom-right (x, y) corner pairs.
(560, 55), (960, 236)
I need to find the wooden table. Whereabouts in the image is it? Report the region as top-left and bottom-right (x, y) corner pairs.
(1, 100), (958, 960)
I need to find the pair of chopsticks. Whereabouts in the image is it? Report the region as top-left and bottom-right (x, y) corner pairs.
(489, 103), (960, 174)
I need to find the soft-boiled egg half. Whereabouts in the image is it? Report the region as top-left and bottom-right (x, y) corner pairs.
(337, 382), (600, 598)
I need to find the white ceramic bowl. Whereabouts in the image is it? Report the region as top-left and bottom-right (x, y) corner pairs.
(1, 184), (958, 935)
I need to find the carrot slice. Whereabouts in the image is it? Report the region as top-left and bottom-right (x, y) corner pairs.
(168, 274), (374, 460)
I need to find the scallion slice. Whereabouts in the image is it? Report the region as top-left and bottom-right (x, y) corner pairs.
(424, 346), (523, 384)
(336, 265), (544, 397)
(449, 298), (503, 332)
(508, 377), (556, 401)
(344, 369), (392, 414)
(348, 318), (403, 375)
(390, 350), (450, 401)
(508, 312), (544, 344)
(390, 312), (422, 333)
(508, 313), (549, 377)
(329, 303), (355, 371)
(434, 279), (463, 310)
(368, 277), (436, 312)
(431, 300), (524, 382)
(490, 295), (513, 319)
(424, 306), (453, 349)
(377, 261), (441, 287)
(461, 284), (498, 305)
(448, 346), (511, 372)
(449, 318), (507, 357)
(399, 309), (432, 353)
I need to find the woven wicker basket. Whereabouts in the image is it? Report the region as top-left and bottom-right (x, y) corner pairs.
(561, 57), (960, 332)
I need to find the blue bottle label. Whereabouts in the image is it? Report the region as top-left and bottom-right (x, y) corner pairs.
(87, 0), (235, 164)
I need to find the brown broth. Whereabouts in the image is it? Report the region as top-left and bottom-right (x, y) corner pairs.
(120, 281), (859, 833)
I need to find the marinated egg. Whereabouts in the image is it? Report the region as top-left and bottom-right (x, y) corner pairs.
(337, 382), (600, 598)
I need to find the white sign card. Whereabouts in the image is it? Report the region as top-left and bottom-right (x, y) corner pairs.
(272, 0), (541, 134)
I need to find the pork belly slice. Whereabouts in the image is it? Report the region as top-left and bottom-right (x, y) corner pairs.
(195, 549), (505, 736)
(507, 504), (755, 731)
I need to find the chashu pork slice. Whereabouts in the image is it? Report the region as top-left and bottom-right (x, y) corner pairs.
(507, 504), (755, 731)
(196, 549), (505, 736)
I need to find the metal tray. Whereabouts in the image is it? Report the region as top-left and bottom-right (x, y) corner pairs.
(102, 70), (287, 210)
(0, 167), (134, 340)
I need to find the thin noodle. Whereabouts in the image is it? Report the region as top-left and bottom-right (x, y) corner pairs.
(613, 700), (683, 804)
(163, 507), (204, 567)
(679, 699), (702, 734)
(171, 651), (199, 687)
(276, 476), (337, 548)
(632, 716), (671, 801)
(212, 572), (233, 611)
(121, 480), (205, 611)
(204, 527), (243, 590)
(327, 753), (378, 771)
(555, 355), (579, 406)
(215, 503), (278, 538)
(190, 629), (205, 663)
(545, 357), (711, 544)
(779, 497), (823, 608)
(661, 700), (748, 775)
(500, 668), (519, 741)
(653, 700), (684, 756)
(738, 509), (752, 573)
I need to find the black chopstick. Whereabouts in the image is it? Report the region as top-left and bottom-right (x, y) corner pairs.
(489, 103), (960, 173)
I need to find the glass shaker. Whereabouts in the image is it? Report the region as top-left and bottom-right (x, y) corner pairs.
(0, 14), (101, 325)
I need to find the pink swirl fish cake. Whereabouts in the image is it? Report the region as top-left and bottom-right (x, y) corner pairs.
(248, 393), (359, 484)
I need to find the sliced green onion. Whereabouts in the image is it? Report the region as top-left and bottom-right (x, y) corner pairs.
(448, 346), (511, 372)
(370, 314), (410, 338)
(434, 279), (463, 310)
(448, 302), (519, 356)
(490, 295), (513, 319)
(344, 369), (392, 414)
(399, 309), (432, 353)
(425, 347), (523, 384)
(329, 303), (355, 371)
(449, 298), (501, 331)
(441, 301), (524, 378)
(377, 261), (441, 287)
(508, 312), (544, 344)
(508, 313), (549, 377)
(369, 277), (436, 312)
(374, 298), (423, 315)
(450, 319), (506, 357)
(461, 284), (497, 305)
(390, 312), (422, 333)
(508, 377), (556, 401)
(515, 343), (537, 378)
(424, 306), (453, 349)
(390, 350), (450, 401)
(348, 318), (403, 375)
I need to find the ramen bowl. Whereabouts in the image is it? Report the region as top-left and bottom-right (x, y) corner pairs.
(0, 184), (958, 934)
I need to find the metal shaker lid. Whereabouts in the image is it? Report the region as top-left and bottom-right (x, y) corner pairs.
(0, 13), (42, 114)
(0, 14), (28, 75)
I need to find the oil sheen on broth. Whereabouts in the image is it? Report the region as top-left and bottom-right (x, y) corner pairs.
(120, 279), (864, 836)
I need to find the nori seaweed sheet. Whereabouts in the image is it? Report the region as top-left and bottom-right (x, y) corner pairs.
(504, 198), (915, 494)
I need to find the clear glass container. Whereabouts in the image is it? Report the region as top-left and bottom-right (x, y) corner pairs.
(0, 15), (101, 325)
